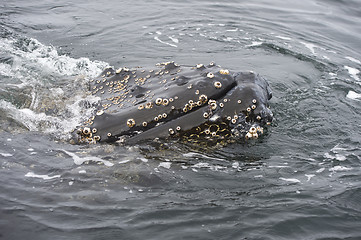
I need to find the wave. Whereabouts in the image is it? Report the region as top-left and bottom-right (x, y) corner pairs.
(0, 28), (108, 139)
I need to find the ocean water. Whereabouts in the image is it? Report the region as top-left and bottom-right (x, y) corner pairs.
(1, 0), (361, 239)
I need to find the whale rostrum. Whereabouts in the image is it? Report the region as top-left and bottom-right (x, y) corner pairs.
(72, 62), (273, 144)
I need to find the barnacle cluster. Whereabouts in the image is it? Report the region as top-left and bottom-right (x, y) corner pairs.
(73, 61), (273, 144)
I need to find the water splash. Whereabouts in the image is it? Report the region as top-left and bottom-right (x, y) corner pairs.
(0, 29), (108, 139)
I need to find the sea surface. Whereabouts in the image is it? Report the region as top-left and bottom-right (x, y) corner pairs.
(1, 0), (361, 239)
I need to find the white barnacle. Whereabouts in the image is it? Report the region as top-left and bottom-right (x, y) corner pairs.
(214, 81), (222, 89)
(176, 126), (181, 131)
(247, 107), (252, 112)
(231, 119), (237, 124)
(251, 105), (256, 110)
(155, 98), (163, 105)
(142, 121), (148, 127)
(249, 126), (257, 134)
(162, 113), (167, 118)
(203, 112), (209, 119)
(256, 115), (261, 121)
(116, 68), (123, 74)
(127, 119), (136, 128)
(162, 98), (169, 106)
(92, 128), (97, 134)
(210, 102), (217, 110)
(219, 69), (229, 75)
(237, 99), (242, 104)
(169, 128), (175, 135)
(252, 99), (257, 104)
(83, 127), (91, 135)
(196, 64), (204, 69)
(219, 102), (224, 108)
(245, 132), (253, 140)
(107, 132), (112, 137)
(227, 116), (232, 121)
(207, 72), (215, 78)
(199, 94), (208, 103)
(96, 110), (104, 116)
(146, 102), (153, 109)
(252, 132), (259, 139)
(186, 103), (192, 111)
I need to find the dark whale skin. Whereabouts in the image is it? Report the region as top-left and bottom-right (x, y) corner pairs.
(72, 62), (273, 144)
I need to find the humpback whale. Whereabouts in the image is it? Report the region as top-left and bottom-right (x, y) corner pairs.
(72, 62), (273, 144)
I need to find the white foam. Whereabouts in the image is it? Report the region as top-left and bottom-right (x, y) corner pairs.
(182, 152), (225, 161)
(25, 172), (61, 180)
(226, 28), (238, 32)
(0, 152), (13, 157)
(245, 41), (263, 47)
(209, 114), (220, 122)
(158, 162), (172, 169)
(329, 166), (353, 172)
(119, 159), (130, 164)
(275, 36), (291, 40)
(268, 165), (289, 168)
(154, 36), (178, 48)
(191, 162), (227, 171)
(61, 150), (114, 167)
(279, 177), (301, 183)
(305, 174), (315, 181)
(324, 152), (347, 161)
(346, 91), (361, 100)
(232, 162), (239, 169)
(168, 36), (179, 44)
(344, 66), (360, 81)
(138, 157), (148, 163)
(0, 36), (108, 79)
(345, 56), (361, 64)
(0, 93), (100, 139)
(300, 41), (317, 55)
